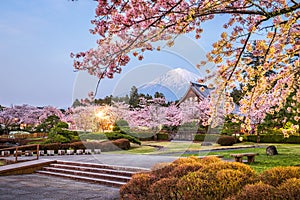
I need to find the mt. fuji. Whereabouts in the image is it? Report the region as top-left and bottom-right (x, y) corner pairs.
(138, 68), (200, 101)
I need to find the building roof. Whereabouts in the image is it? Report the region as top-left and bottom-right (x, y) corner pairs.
(177, 81), (214, 104)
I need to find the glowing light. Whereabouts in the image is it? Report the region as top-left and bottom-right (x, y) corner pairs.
(96, 111), (104, 118)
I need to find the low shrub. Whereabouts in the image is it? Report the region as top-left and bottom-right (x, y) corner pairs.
(45, 133), (69, 144)
(259, 166), (300, 187)
(120, 173), (153, 200)
(60, 143), (70, 150)
(194, 134), (220, 142)
(79, 133), (107, 141)
(79, 132), (141, 145)
(105, 132), (141, 145)
(217, 135), (236, 146)
(285, 135), (300, 144)
(277, 178), (300, 200)
(230, 182), (276, 200)
(69, 141), (86, 150)
(246, 134), (300, 144)
(120, 157), (257, 200)
(156, 133), (169, 141)
(112, 139), (130, 150)
(232, 178), (300, 200)
(126, 132), (154, 141)
(115, 119), (129, 127)
(260, 135), (284, 143)
(150, 178), (180, 200)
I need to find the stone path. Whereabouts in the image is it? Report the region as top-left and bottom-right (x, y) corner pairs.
(38, 153), (178, 169)
(0, 153), (179, 200)
(0, 174), (119, 200)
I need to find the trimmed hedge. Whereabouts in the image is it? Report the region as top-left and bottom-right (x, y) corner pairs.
(126, 132), (154, 141)
(246, 134), (300, 144)
(79, 132), (141, 145)
(157, 133), (169, 141)
(217, 135), (236, 146)
(79, 133), (107, 140)
(194, 134), (220, 142)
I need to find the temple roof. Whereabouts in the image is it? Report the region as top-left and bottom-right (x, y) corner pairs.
(177, 81), (214, 104)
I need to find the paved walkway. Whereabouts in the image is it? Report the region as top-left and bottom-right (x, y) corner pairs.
(4, 153), (179, 169)
(0, 174), (119, 200)
(0, 147), (251, 199)
(0, 153), (179, 200)
(46, 153), (178, 168)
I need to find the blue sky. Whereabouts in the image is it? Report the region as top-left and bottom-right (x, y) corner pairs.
(0, 0), (225, 109)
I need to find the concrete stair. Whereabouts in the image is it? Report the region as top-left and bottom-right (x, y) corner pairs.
(36, 160), (149, 187)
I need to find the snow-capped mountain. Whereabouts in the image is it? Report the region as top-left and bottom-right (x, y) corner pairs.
(138, 68), (200, 101)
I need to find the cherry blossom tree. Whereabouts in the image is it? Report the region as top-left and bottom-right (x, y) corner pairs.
(70, 105), (118, 132)
(126, 98), (167, 134)
(164, 103), (182, 127)
(72, 0), (300, 131)
(180, 98), (212, 132)
(70, 105), (99, 132)
(0, 105), (66, 131)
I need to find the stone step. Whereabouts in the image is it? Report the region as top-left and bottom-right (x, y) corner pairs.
(36, 170), (126, 187)
(42, 167), (131, 183)
(49, 163), (135, 177)
(55, 160), (149, 173)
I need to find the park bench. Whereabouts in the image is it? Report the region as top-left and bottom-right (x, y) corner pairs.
(230, 153), (259, 163)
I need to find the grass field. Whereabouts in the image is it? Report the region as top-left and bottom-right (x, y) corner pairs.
(110, 141), (300, 173)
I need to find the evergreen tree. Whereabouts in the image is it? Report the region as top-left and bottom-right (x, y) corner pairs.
(154, 91), (165, 99)
(129, 86), (139, 108)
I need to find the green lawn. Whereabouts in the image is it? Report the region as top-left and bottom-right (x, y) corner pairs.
(0, 160), (5, 166)
(186, 143), (300, 172)
(110, 141), (300, 172)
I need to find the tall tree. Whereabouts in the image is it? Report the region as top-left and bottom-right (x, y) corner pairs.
(129, 86), (140, 108)
(72, 0), (300, 130)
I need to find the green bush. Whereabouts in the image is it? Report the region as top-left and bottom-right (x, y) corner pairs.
(194, 134), (220, 142)
(105, 132), (141, 145)
(261, 129), (283, 135)
(285, 135), (300, 144)
(246, 135), (257, 142)
(79, 133), (107, 141)
(157, 133), (169, 141)
(79, 132), (141, 145)
(126, 132), (154, 141)
(45, 125), (79, 143)
(260, 135), (284, 143)
(45, 133), (69, 144)
(56, 122), (69, 129)
(246, 134), (300, 144)
(113, 120), (130, 132)
(115, 119), (129, 127)
(217, 135), (236, 146)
